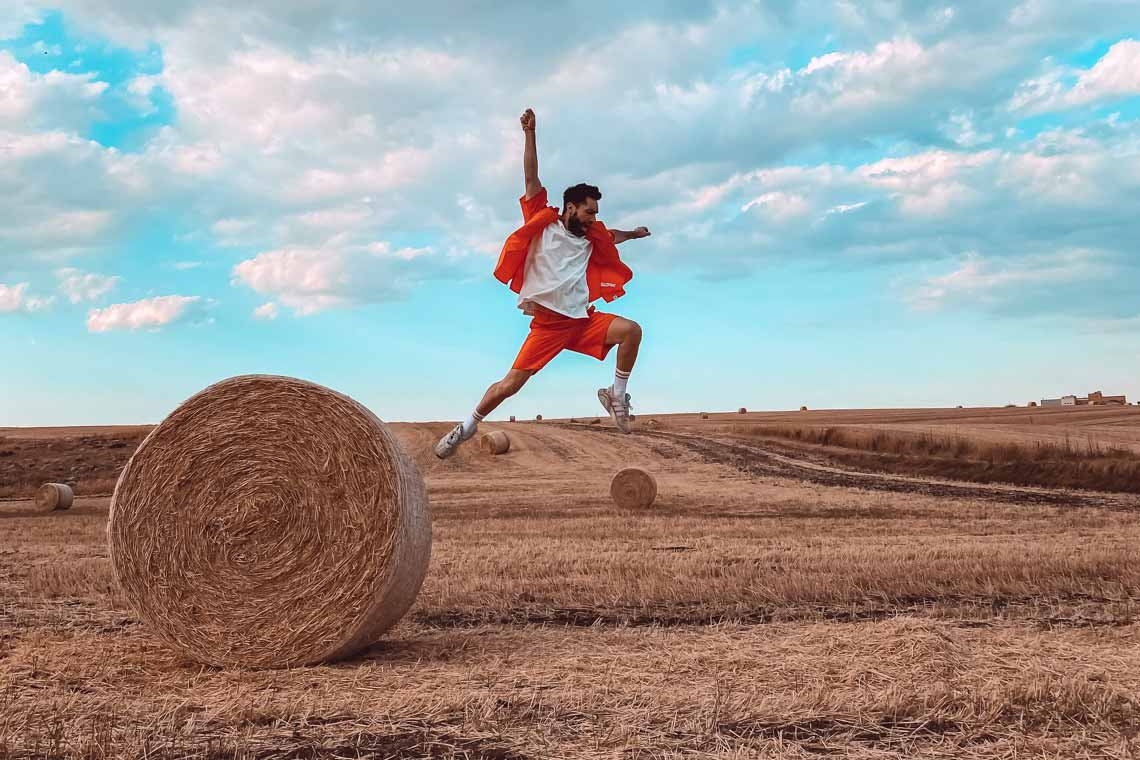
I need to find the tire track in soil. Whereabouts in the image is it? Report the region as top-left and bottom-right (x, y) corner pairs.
(556, 423), (1140, 511)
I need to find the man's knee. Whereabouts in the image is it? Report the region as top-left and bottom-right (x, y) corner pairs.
(621, 319), (643, 343)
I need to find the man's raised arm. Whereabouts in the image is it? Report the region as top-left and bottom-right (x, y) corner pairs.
(521, 108), (542, 200)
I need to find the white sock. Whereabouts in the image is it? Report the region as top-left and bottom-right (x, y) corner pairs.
(613, 369), (631, 398)
(462, 409), (484, 437)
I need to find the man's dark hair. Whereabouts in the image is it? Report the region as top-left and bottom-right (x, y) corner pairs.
(563, 183), (601, 208)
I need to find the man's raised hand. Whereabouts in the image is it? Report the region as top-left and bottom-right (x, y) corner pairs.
(632, 227), (651, 239)
(520, 108), (536, 132)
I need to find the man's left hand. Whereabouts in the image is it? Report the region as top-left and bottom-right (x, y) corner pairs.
(631, 227), (651, 239)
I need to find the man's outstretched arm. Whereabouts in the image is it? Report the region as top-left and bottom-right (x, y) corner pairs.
(521, 108), (542, 200)
(611, 227), (652, 245)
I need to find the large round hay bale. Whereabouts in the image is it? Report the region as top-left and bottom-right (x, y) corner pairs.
(800, 405), (808, 412)
(34, 483), (73, 512)
(479, 430), (510, 455)
(107, 374), (431, 669)
(738, 407), (748, 414)
(509, 415), (516, 422)
(610, 468), (657, 509)
(700, 413), (708, 420)
(535, 414), (543, 421)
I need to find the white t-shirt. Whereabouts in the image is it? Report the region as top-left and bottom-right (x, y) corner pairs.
(517, 219), (593, 318)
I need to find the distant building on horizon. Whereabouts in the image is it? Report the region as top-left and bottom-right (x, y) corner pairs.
(1040, 390), (1127, 407)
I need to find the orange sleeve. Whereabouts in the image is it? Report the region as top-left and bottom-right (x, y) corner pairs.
(520, 187), (550, 223)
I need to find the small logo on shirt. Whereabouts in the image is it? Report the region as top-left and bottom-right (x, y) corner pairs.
(600, 282), (617, 287)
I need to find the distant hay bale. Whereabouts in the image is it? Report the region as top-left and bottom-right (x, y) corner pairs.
(610, 468), (657, 509)
(589, 417), (601, 425)
(107, 374), (432, 669)
(509, 415), (516, 422)
(800, 406), (808, 412)
(700, 413), (709, 420)
(738, 407), (747, 414)
(570, 417), (579, 424)
(479, 430), (511, 455)
(535, 414), (543, 421)
(34, 482), (73, 512)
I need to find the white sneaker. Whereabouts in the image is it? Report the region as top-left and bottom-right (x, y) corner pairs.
(598, 386), (633, 434)
(434, 423), (473, 459)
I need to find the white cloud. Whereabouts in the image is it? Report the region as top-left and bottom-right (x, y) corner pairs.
(253, 302), (278, 320)
(231, 241), (439, 315)
(87, 294), (202, 332)
(1068, 39), (1140, 106)
(0, 51), (107, 132)
(55, 267), (119, 303)
(1012, 39), (1140, 113)
(741, 192), (810, 221)
(910, 250), (1115, 312)
(0, 282), (54, 312)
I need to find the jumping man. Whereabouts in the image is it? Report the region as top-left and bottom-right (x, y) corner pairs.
(434, 107), (652, 458)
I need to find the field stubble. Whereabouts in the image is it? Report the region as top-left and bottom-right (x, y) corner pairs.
(2, 410), (1140, 757)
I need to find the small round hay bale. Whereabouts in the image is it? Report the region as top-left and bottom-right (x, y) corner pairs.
(738, 407), (748, 414)
(107, 374), (431, 669)
(479, 430), (510, 455)
(535, 414), (543, 421)
(509, 415), (516, 422)
(700, 413), (708, 420)
(800, 405), (808, 412)
(34, 482), (73, 512)
(610, 468), (657, 509)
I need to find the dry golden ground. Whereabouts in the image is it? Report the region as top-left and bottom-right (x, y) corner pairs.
(2, 412), (1140, 757)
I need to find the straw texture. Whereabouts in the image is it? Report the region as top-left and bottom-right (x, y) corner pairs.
(610, 468), (657, 509)
(479, 431), (510, 455)
(34, 483), (73, 512)
(107, 374), (432, 669)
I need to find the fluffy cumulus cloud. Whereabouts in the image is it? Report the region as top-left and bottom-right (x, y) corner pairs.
(909, 249), (1117, 313)
(55, 267), (118, 303)
(232, 241), (437, 315)
(86, 294), (203, 332)
(0, 281), (53, 312)
(3, 0), (1140, 327)
(1012, 38), (1140, 113)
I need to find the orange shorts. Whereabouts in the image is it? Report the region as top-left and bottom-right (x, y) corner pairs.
(512, 304), (618, 372)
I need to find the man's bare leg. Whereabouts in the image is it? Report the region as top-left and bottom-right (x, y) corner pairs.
(475, 368), (535, 417)
(605, 317), (642, 372)
(598, 317), (642, 433)
(435, 368), (534, 458)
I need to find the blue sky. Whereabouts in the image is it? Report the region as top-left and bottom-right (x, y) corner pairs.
(2, 2), (1139, 425)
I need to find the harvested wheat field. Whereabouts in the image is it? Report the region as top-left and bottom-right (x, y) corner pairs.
(3, 407), (1140, 758)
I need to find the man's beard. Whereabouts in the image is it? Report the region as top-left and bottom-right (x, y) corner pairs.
(566, 215), (586, 236)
